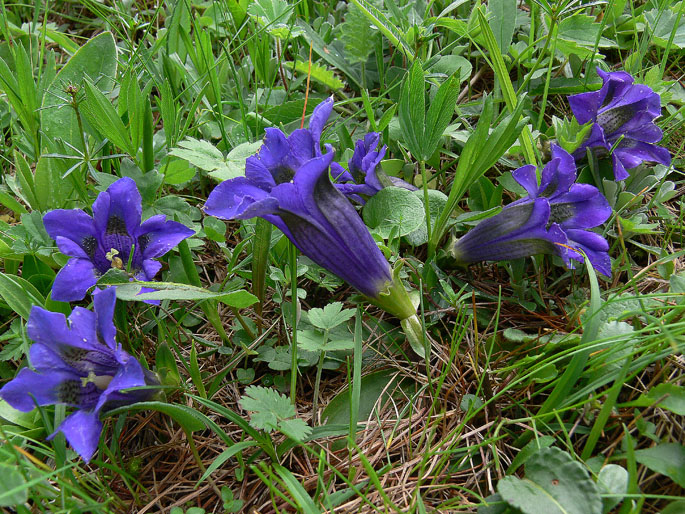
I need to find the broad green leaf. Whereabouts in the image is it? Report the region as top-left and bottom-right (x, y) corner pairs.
(497, 447), (602, 514)
(105, 401), (207, 433)
(171, 138), (262, 182)
(0, 463), (27, 507)
(322, 370), (414, 425)
(170, 137), (227, 172)
(597, 464), (628, 513)
(40, 32), (117, 151)
(399, 60), (426, 160)
(634, 443), (685, 487)
(423, 75), (458, 159)
(556, 14), (615, 50)
(247, 0), (301, 39)
(363, 186), (425, 239)
(297, 329), (355, 353)
(624, 383), (685, 415)
(488, 0), (517, 53)
(645, 8), (685, 49)
(0, 400), (38, 429)
(506, 435), (555, 473)
(80, 79), (134, 155)
(296, 23), (363, 89)
(13, 151), (39, 210)
(203, 216), (227, 242)
(341, 3), (376, 64)
(211, 141), (265, 182)
(115, 282), (258, 308)
(430, 55), (472, 83)
(161, 158), (196, 185)
(405, 189), (448, 246)
(33, 156), (72, 211)
(0, 273), (45, 320)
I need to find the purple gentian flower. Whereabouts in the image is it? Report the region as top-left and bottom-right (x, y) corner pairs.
(334, 132), (417, 200)
(568, 68), (671, 180)
(451, 146), (613, 276)
(43, 177), (194, 302)
(205, 149), (393, 298)
(0, 288), (159, 462)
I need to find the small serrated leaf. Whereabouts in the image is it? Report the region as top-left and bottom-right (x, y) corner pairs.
(340, 3), (376, 64)
(307, 302), (355, 330)
(239, 386), (310, 440)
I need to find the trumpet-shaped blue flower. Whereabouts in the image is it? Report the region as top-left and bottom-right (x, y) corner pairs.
(206, 100), (423, 349)
(451, 146), (612, 275)
(0, 288), (159, 462)
(569, 68), (671, 180)
(43, 177), (194, 302)
(334, 132), (417, 200)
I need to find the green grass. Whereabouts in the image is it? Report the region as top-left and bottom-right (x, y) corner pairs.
(0, 0), (683, 512)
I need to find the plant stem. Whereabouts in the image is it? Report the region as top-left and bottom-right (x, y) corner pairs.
(420, 160), (432, 246)
(312, 329), (329, 425)
(289, 242), (299, 404)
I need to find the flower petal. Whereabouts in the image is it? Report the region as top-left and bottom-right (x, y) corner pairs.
(94, 352), (147, 413)
(43, 209), (98, 258)
(568, 91), (601, 125)
(550, 184), (612, 229)
(92, 177), (142, 238)
(94, 287), (117, 350)
(140, 260), (163, 280)
(308, 97), (334, 152)
(28, 304), (119, 376)
(204, 177), (280, 220)
(50, 258), (99, 302)
(614, 140), (671, 170)
(0, 368), (80, 412)
(50, 409), (102, 462)
(564, 228), (611, 276)
(245, 157), (277, 191)
(512, 164), (539, 197)
(137, 217), (194, 260)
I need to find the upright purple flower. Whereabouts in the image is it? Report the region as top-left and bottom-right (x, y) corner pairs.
(334, 132), (417, 200)
(450, 146), (613, 276)
(43, 177), (194, 302)
(0, 288), (159, 462)
(568, 68), (671, 180)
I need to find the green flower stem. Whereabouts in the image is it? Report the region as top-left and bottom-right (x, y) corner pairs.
(178, 239), (230, 343)
(368, 261), (425, 357)
(420, 160), (432, 246)
(312, 329), (328, 426)
(289, 242), (299, 405)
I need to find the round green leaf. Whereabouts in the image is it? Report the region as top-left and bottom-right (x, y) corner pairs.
(0, 463), (27, 507)
(597, 464), (628, 513)
(363, 186), (425, 239)
(497, 447), (602, 514)
(405, 189), (448, 246)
